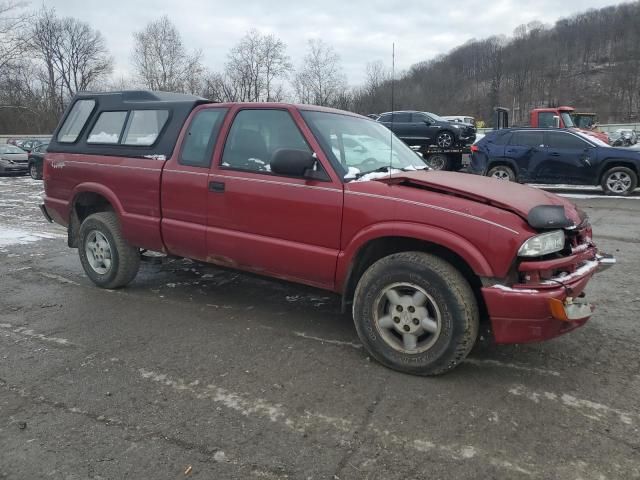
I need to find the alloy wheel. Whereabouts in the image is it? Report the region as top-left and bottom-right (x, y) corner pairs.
(85, 230), (113, 275)
(373, 282), (442, 353)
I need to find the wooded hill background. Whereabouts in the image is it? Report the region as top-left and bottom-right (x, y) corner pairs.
(352, 2), (640, 125)
(1, 1), (640, 133)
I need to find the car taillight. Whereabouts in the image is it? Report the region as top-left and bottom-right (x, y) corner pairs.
(470, 145), (479, 153)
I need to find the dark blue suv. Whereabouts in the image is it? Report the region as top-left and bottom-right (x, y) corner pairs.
(470, 128), (640, 195)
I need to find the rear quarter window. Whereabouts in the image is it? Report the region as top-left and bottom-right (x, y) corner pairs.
(57, 99), (96, 143)
(510, 131), (544, 147)
(122, 110), (169, 146)
(87, 111), (127, 144)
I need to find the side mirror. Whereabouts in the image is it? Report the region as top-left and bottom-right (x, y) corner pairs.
(270, 149), (327, 180)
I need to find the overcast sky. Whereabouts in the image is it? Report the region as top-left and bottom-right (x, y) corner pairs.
(44, 0), (624, 85)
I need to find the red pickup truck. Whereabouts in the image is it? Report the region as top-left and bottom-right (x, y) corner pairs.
(41, 91), (613, 375)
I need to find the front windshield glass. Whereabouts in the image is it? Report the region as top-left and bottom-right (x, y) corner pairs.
(300, 110), (427, 180)
(0, 145), (25, 154)
(425, 112), (446, 122)
(575, 131), (608, 147)
(561, 112), (575, 128)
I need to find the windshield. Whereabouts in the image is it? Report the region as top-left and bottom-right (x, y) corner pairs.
(574, 131), (609, 147)
(425, 112), (446, 122)
(561, 112), (575, 128)
(0, 144), (25, 154)
(301, 110), (427, 180)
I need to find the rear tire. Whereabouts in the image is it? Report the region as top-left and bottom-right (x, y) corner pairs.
(487, 165), (515, 182)
(352, 252), (479, 376)
(601, 166), (637, 196)
(29, 162), (42, 180)
(425, 153), (450, 171)
(435, 131), (455, 148)
(78, 212), (140, 289)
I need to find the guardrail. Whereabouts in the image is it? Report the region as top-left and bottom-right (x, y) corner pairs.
(0, 134), (52, 144)
(477, 123), (640, 135)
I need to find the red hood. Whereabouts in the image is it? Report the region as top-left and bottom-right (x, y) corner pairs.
(378, 171), (583, 226)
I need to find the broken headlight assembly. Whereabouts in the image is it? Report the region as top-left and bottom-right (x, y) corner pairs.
(518, 230), (565, 257)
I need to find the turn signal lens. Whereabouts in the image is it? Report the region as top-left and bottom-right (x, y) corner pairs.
(548, 298), (569, 322)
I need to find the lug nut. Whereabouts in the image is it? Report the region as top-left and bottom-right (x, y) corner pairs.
(408, 306), (415, 313)
(393, 317), (400, 323)
(396, 305), (403, 312)
(413, 318), (420, 325)
(403, 325), (410, 332)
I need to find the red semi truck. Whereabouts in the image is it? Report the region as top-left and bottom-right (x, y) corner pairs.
(41, 91), (613, 375)
(530, 106), (610, 144)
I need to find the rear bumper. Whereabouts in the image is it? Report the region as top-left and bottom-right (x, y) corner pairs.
(0, 163), (28, 173)
(482, 254), (613, 344)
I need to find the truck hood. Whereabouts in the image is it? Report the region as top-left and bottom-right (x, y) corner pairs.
(379, 171), (583, 227)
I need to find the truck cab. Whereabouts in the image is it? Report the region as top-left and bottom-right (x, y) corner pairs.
(530, 107), (609, 144)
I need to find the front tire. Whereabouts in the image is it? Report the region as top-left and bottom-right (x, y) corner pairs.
(601, 166), (637, 196)
(352, 252), (479, 376)
(78, 212), (140, 288)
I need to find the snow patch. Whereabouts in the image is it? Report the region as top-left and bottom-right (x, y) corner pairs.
(0, 227), (62, 247)
(489, 284), (539, 294)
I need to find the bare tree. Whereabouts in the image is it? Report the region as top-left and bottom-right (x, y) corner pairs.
(223, 29), (291, 102)
(132, 16), (203, 93)
(294, 39), (347, 107)
(0, 1), (30, 71)
(31, 9), (112, 109)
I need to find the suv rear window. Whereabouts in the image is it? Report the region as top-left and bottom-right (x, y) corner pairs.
(87, 111), (127, 144)
(122, 110), (169, 146)
(57, 99), (95, 143)
(510, 131), (544, 148)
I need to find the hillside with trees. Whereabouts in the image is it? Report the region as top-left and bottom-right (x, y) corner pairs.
(352, 2), (640, 125)
(1, 0), (640, 133)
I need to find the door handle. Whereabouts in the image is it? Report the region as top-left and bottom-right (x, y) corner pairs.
(550, 152), (560, 156)
(209, 181), (225, 193)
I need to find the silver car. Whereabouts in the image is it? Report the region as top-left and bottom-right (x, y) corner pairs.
(0, 144), (29, 174)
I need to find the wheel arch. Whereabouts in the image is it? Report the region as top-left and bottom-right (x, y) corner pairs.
(338, 227), (493, 321)
(597, 158), (640, 184)
(68, 183), (123, 248)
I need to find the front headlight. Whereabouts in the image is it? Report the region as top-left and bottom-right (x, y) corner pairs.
(518, 230), (565, 257)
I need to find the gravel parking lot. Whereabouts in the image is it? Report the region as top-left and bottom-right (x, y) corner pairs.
(1, 176), (639, 480)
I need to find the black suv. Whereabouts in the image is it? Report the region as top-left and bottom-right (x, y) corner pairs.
(377, 111), (476, 148)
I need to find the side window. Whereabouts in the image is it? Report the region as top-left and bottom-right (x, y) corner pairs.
(87, 111), (127, 144)
(378, 113), (392, 123)
(180, 109), (228, 167)
(412, 113), (429, 123)
(393, 112), (411, 123)
(57, 99), (95, 143)
(510, 131), (544, 147)
(492, 132), (512, 145)
(546, 132), (589, 149)
(538, 112), (556, 128)
(122, 110), (169, 146)
(221, 109), (311, 175)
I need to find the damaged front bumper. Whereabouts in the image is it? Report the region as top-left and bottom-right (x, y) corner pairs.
(481, 251), (615, 344)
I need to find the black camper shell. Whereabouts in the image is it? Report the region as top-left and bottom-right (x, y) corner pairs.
(47, 90), (211, 159)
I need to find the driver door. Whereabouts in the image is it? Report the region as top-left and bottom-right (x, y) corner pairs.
(206, 107), (343, 289)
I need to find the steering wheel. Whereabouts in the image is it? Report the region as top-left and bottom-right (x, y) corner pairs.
(358, 157), (380, 170)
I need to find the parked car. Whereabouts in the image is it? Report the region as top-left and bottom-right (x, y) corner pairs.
(18, 138), (47, 153)
(377, 111), (476, 148)
(28, 142), (49, 179)
(0, 143), (29, 175)
(442, 115), (476, 126)
(610, 129), (637, 147)
(42, 90), (612, 375)
(469, 128), (640, 195)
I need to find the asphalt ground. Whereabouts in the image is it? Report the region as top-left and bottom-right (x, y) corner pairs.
(1, 176), (639, 480)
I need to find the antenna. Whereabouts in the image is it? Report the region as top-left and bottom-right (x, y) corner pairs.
(389, 42), (395, 176)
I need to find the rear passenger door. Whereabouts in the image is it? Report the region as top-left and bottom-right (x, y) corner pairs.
(543, 131), (596, 184)
(504, 130), (546, 182)
(206, 108), (343, 289)
(161, 107), (228, 260)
